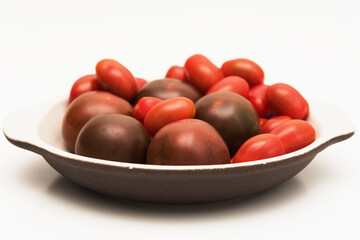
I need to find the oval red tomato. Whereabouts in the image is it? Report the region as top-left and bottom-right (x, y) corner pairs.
(96, 59), (137, 102)
(135, 78), (147, 91)
(144, 97), (196, 136)
(184, 54), (223, 94)
(221, 58), (264, 87)
(271, 119), (316, 153)
(266, 83), (309, 119)
(62, 91), (132, 152)
(261, 115), (292, 133)
(232, 134), (285, 163)
(248, 84), (271, 118)
(206, 76), (250, 98)
(165, 66), (188, 82)
(259, 118), (268, 128)
(132, 97), (162, 124)
(69, 74), (102, 103)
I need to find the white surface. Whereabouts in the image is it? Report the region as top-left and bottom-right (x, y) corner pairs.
(0, 0), (359, 239)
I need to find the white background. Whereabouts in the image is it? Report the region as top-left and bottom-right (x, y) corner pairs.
(1, 0), (359, 239)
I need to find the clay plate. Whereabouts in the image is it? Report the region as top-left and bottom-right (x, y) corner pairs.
(3, 98), (355, 204)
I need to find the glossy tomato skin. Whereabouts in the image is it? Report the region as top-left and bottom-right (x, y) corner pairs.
(271, 119), (316, 153)
(206, 76), (250, 98)
(135, 78), (147, 91)
(62, 91), (132, 152)
(221, 58), (264, 87)
(69, 74), (102, 103)
(184, 54), (223, 94)
(248, 84), (271, 118)
(232, 134), (285, 163)
(261, 115), (292, 133)
(165, 66), (188, 82)
(132, 97), (162, 124)
(195, 91), (260, 156)
(144, 97), (196, 136)
(146, 119), (230, 165)
(259, 118), (268, 128)
(134, 78), (202, 104)
(266, 83), (309, 119)
(75, 114), (150, 163)
(96, 59), (137, 102)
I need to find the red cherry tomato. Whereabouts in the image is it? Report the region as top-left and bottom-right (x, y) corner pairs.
(248, 84), (271, 118)
(135, 78), (147, 91)
(69, 74), (102, 103)
(259, 118), (268, 128)
(165, 66), (188, 82)
(221, 58), (264, 87)
(266, 83), (309, 119)
(184, 54), (223, 94)
(232, 134), (285, 163)
(206, 76), (250, 98)
(261, 115), (292, 133)
(144, 97), (196, 136)
(96, 59), (137, 102)
(271, 119), (316, 153)
(132, 97), (162, 124)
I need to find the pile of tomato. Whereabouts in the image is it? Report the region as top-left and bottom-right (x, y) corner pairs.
(62, 54), (316, 165)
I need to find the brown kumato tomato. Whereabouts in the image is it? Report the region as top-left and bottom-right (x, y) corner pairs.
(62, 91), (132, 152)
(195, 91), (260, 156)
(75, 114), (150, 163)
(146, 119), (230, 165)
(134, 78), (202, 104)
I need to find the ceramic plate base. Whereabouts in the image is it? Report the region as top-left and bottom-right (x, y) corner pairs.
(3, 98), (355, 204)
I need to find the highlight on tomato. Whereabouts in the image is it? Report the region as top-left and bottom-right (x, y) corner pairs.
(232, 134), (285, 163)
(271, 119), (316, 153)
(96, 59), (137, 102)
(69, 74), (102, 103)
(144, 97), (196, 136)
(248, 84), (271, 118)
(184, 54), (223, 94)
(206, 76), (250, 98)
(221, 58), (264, 87)
(146, 119), (230, 165)
(266, 83), (309, 120)
(62, 91), (133, 152)
(133, 97), (162, 124)
(261, 115), (292, 133)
